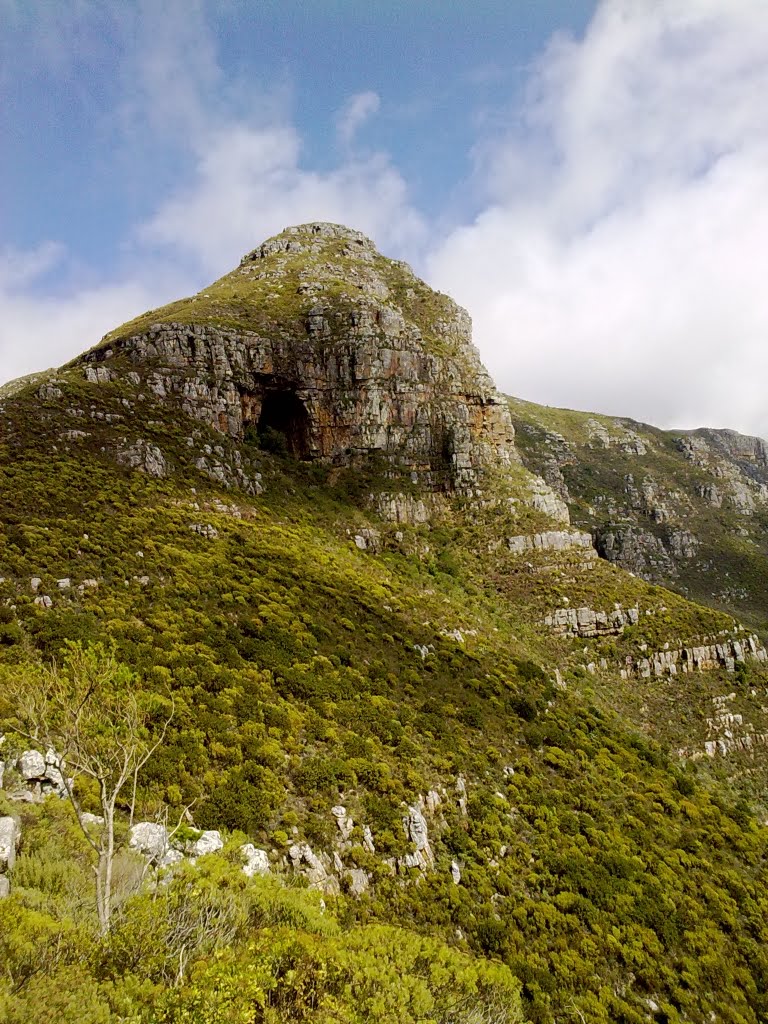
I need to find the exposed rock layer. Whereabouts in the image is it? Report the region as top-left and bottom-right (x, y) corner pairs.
(82, 223), (518, 493)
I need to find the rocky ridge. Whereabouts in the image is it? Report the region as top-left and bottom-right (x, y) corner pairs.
(80, 223), (519, 500)
(509, 396), (768, 625)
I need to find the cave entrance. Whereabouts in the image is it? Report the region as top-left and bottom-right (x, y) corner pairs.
(256, 389), (311, 459)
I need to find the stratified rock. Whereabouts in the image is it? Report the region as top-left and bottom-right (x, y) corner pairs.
(507, 530), (596, 557)
(83, 223), (519, 496)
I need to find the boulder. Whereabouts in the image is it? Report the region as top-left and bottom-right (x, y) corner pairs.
(331, 805), (354, 841)
(188, 829), (224, 857)
(241, 843), (270, 877)
(129, 822), (169, 862)
(0, 816), (20, 871)
(18, 749), (46, 781)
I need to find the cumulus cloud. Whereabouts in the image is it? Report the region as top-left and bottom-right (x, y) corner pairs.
(0, 243), (172, 383)
(0, 4), (423, 383)
(336, 90), (381, 147)
(428, 0), (768, 437)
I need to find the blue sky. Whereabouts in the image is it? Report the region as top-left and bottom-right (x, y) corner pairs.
(3, 1), (768, 438)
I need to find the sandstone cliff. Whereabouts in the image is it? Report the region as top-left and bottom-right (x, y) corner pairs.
(80, 223), (518, 494)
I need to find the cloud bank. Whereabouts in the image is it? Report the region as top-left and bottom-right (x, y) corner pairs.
(428, 0), (768, 436)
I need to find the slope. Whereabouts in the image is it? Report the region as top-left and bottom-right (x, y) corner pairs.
(0, 224), (767, 1024)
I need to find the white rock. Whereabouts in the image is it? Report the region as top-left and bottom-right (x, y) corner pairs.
(18, 749), (46, 781)
(0, 816), (20, 870)
(362, 825), (375, 854)
(241, 843), (270, 876)
(30, 577), (42, 592)
(331, 805), (354, 841)
(81, 812), (105, 827)
(159, 848), (185, 869)
(0, 874), (9, 898)
(451, 860), (462, 884)
(188, 829), (224, 857)
(129, 822), (169, 862)
(57, 578), (71, 590)
(347, 868), (370, 896)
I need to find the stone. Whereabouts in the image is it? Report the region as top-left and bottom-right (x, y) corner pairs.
(0, 816), (20, 870)
(129, 822), (169, 862)
(331, 805), (354, 841)
(241, 843), (270, 876)
(529, 476), (570, 524)
(189, 523), (219, 540)
(84, 366), (113, 383)
(30, 577), (42, 592)
(424, 789), (442, 813)
(0, 874), (9, 898)
(18, 749), (46, 781)
(116, 440), (167, 478)
(362, 825), (375, 854)
(188, 829), (224, 857)
(81, 812), (105, 827)
(451, 860), (462, 884)
(507, 530), (596, 558)
(346, 868), (370, 896)
(401, 805), (434, 871)
(456, 776), (468, 815)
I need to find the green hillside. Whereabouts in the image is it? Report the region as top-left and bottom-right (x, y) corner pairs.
(1, 225), (767, 1024)
(509, 396), (768, 630)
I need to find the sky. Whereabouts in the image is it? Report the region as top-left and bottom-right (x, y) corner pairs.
(2, 0), (768, 437)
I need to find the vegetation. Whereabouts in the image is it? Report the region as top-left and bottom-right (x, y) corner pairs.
(1, 231), (768, 1020)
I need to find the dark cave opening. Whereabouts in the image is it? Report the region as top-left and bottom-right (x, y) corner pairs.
(256, 389), (311, 459)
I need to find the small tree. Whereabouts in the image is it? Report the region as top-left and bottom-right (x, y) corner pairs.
(2, 642), (172, 934)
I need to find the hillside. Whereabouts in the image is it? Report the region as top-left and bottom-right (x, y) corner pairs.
(509, 397), (768, 629)
(1, 223), (767, 1024)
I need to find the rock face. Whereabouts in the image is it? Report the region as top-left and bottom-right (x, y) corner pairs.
(82, 223), (518, 494)
(544, 604), (640, 637)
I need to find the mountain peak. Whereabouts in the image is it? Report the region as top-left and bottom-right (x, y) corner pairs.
(240, 222), (377, 264)
(81, 223), (518, 492)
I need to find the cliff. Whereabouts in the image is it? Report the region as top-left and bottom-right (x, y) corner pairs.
(80, 223), (517, 494)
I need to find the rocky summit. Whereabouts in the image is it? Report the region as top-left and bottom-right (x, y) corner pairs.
(1, 224), (768, 1024)
(82, 222), (517, 494)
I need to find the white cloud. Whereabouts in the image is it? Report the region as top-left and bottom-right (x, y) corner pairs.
(428, 0), (768, 437)
(336, 90), (381, 147)
(138, 123), (425, 278)
(0, 243), (174, 384)
(0, 4), (423, 384)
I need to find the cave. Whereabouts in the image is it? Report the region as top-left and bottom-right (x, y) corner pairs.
(255, 388), (311, 459)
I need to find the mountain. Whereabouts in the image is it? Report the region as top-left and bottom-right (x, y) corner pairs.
(509, 397), (768, 628)
(1, 223), (767, 1024)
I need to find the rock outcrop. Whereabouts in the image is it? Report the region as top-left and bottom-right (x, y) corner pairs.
(82, 223), (518, 495)
(0, 815), (20, 897)
(544, 604), (640, 637)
